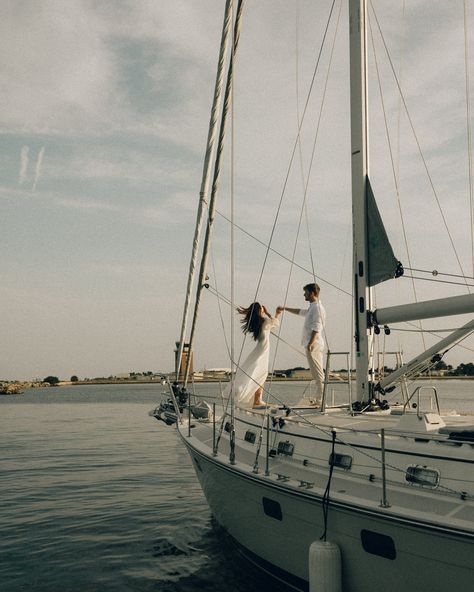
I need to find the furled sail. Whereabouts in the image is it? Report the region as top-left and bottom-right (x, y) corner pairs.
(366, 177), (403, 286)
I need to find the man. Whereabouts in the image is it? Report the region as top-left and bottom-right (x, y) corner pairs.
(277, 283), (326, 405)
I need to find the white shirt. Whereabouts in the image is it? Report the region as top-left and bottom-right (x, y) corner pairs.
(299, 300), (326, 348)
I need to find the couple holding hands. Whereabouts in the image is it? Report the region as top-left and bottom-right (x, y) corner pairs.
(233, 283), (326, 408)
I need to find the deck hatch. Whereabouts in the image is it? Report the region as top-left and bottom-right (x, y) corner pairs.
(361, 529), (396, 560)
(262, 497), (283, 521)
(329, 452), (352, 470)
(405, 465), (440, 488)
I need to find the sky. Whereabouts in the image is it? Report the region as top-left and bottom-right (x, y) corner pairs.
(1, 0), (474, 381)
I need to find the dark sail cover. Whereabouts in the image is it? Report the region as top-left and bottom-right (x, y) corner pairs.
(366, 178), (402, 286)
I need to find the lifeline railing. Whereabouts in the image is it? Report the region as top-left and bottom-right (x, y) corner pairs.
(205, 397), (473, 504)
(403, 385), (440, 417)
(321, 351), (352, 413)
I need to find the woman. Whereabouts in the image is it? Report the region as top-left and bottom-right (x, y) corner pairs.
(232, 302), (281, 408)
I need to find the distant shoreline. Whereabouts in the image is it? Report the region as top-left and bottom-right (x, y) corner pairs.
(66, 375), (474, 385)
(1, 375), (473, 391)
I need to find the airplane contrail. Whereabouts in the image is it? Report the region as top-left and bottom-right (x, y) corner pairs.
(32, 146), (45, 192)
(19, 146), (29, 185)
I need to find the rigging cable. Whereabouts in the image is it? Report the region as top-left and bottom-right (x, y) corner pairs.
(245, 389), (474, 501)
(209, 2), (474, 415)
(204, 283), (328, 404)
(395, 0), (406, 188)
(402, 266), (474, 287)
(270, 0), (343, 393)
(295, 0), (344, 318)
(229, 0), (338, 404)
(295, 1), (318, 293)
(401, 275), (474, 289)
(369, 1), (471, 293)
(210, 248), (231, 360)
(368, 8), (427, 356)
(304, 0), (343, 355)
(394, 0), (406, 364)
(207, 329), (472, 502)
(247, 0), (337, 306)
(405, 267), (474, 281)
(206, 279), (474, 374)
(205, 280), (474, 361)
(215, 209), (352, 296)
(229, 0), (241, 465)
(464, 0), (474, 277)
(320, 430), (337, 542)
(208, 248), (236, 458)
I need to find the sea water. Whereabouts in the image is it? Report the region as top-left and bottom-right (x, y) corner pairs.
(0, 381), (471, 591)
(0, 383), (286, 592)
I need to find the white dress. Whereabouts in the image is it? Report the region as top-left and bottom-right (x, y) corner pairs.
(232, 316), (279, 406)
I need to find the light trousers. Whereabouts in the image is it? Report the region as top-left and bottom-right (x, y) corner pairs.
(305, 346), (325, 399)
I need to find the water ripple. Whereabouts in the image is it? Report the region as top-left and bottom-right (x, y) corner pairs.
(0, 387), (262, 591)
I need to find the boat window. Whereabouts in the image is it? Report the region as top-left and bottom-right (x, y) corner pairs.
(329, 452), (352, 470)
(361, 529), (396, 560)
(405, 465), (440, 488)
(277, 440), (294, 456)
(244, 430), (256, 444)
(262, 497), (282, 521)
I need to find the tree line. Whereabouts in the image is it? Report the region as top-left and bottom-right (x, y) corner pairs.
(40, 361), (474, 385)
(430, 361), (474, 376)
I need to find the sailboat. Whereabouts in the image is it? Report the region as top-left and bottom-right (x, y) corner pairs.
(154, 1), (474, 590)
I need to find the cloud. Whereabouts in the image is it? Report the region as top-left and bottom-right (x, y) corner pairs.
(55, 197), (123, 213)
(0, 1), (223, 143)
(54, 192), (195, 228)
(18, 146), (29, 185)
(0, 2), (117, 134)
(1, 2), (473, 379)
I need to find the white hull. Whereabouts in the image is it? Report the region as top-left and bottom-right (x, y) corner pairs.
(177, 406), (474, 591)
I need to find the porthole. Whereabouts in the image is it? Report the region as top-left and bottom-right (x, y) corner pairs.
(361, 529), (396, 560)
(244, 430), (256, 444)
(277, 440), (294, 456)
(329, 452), (352, 470)
(405, 465), (440, 488)
(262, 497), (282, 521)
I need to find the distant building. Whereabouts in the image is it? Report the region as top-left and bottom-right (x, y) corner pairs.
(191, 368), (232, 381)
(287, 368), (312, 379)
(269, 371), (287, 378)
(203, 368), (231, 380)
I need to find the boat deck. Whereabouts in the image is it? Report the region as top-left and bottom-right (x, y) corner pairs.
(184, 407), (474, 536)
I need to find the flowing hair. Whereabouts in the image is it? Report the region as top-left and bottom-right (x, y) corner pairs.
(237, 302), (263, 341)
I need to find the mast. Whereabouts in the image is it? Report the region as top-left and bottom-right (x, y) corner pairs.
(349, 0), (373, 402)
(175, 0), (234, 382)
(183, 0), (245, 387)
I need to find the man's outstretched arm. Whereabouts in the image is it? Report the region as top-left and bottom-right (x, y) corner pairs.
(277, 306), (301, 315)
